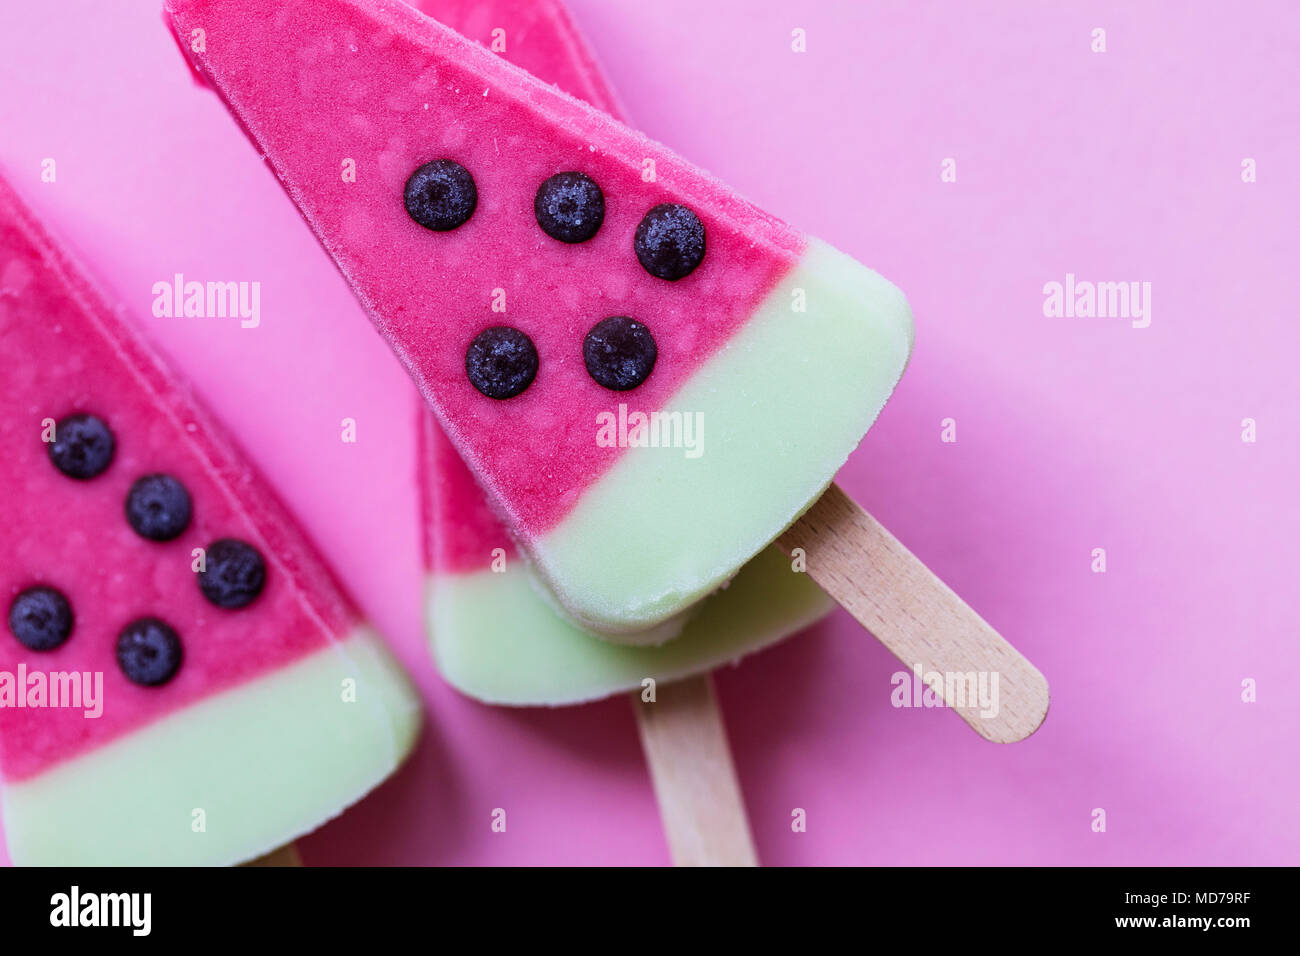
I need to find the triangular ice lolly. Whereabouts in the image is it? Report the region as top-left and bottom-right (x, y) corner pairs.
(0, 176), (421, 865)
(165, 0), (914, 637)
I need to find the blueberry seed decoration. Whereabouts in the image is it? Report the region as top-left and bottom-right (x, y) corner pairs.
(634, 203), (706, 281)
(116, 617), (183, 687)
(466, 326), (539, 400)
(125, 474), (193, 542)
(8, 586), (74, 652)
(535, 171), (605, 243)
(48, 413), (115, 480)
(198, 538), (267, 609)
(404, 159), (477, 231)
(583, 316), (658, 391)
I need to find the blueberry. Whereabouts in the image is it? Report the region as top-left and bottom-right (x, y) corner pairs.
(465, 326), (539, 400)
(404, 159), (477, 231)
(583, 316), (657, 391)
(125, 474), (193, 542)
(197, 538), (267, 609)
(116, 617), (183, 686)
(634, 203), (705, 281)
(535, 171), (605, 243)
(8, 586), (74, 652)
(48, 413), (115, 480)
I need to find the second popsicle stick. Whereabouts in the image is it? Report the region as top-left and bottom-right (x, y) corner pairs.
(778, 483), (1050, 744)
(632, 674), (758, 867)
(244, 843), (303, 867)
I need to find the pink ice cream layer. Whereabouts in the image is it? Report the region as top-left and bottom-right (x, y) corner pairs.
(422, 409), (516, 572)
(415, 0), (625, 575)
(166, 0), (806, 539)
(416, 0), (627, 119)
(0, 177), (359, 782)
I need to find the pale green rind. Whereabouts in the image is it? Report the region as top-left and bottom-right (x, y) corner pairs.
(519, 563), (692, 648)
(533, 238), (914, 633)
(429, 545), (833, 706)
(1, 627), (421, 866)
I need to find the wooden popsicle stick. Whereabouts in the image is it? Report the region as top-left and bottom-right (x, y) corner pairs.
(632, 673), (758, 866)
(244, 843), (303, 867)
(778, 483), (1050, 744)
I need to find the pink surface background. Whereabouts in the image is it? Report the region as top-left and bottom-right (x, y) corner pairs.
(1, 0), (1296, 865)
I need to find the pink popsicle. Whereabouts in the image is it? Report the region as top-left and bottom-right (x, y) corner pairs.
(165, 0), (914, 636)
(0, 175), (420, 865)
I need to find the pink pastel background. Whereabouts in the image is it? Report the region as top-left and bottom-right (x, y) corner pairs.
(1, 0), (1296, 865)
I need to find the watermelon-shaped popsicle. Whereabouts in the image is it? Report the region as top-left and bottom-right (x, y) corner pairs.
(166, 0), (914, 637)
(0, 175), (421, 866)
(416, 0), (831, 701)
